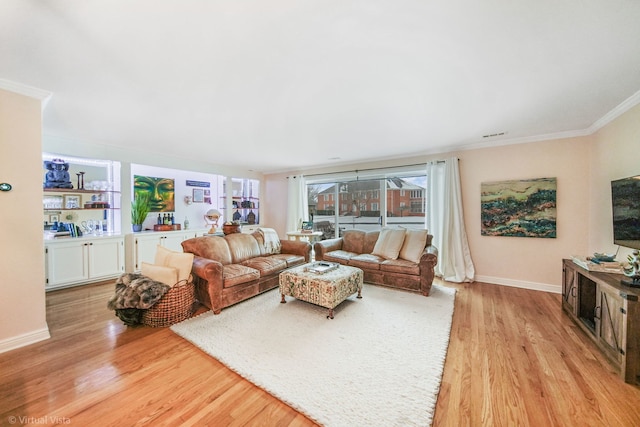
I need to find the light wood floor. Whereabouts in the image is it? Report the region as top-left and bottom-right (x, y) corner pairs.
(1, 279), (640, 426)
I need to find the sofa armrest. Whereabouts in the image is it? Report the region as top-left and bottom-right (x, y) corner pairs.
(280, 239), (312, 262)
(313, 238), (344, 261)
(419, 244), (438, 296)
(191, 256), (225, 314)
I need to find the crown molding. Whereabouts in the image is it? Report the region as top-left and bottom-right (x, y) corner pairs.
(453, 128), (592, 153)
(588, 88), (640, 133)
(0, 78), (52, 109)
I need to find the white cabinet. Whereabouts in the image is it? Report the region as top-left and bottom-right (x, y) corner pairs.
(125, 229), (207, 272)
(45, 235), (124, 290)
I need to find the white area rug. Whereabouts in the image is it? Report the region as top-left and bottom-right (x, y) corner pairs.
(171, 284), (456, 426)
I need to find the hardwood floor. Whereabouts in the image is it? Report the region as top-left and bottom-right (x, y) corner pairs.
(1, 279), (640, 426)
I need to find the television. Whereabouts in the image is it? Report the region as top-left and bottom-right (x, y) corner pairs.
(611, 175), (640, 250)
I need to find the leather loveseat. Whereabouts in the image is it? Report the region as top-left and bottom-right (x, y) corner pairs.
(181, 231), (311, 314)
(314, 228), (438, 296)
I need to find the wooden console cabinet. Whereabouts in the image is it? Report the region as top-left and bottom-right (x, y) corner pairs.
(562, 259), (640, 385)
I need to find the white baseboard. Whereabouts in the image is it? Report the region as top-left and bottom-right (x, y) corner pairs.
(475, 275), (561, 294)
(0, 327), (51, 354)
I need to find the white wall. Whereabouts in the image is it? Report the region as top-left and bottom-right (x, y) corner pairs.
(455, 137), (591, 291)
(0, 88), (50, 352)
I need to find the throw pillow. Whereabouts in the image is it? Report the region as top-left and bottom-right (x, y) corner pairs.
(154, 245), (194, 283)
(141, 262), (179, 287)
(399, 229), (428, 264)
(372, 228), (406, 260)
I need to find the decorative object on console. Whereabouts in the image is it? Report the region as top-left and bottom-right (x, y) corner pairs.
(481, 177), (557, 238)
(63, 194), (81, 209)
(204, 209), (221, 234)
(623, 249), (640, 287)
(222, 221), (241, 235)
(247, 210), (256, 224)
(131, 192), (151, 232)
(43, 158), (74, 189)
(77, 171), (85, 190)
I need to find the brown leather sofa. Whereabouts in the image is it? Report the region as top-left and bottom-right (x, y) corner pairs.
(314, 229), (438, 296)
(181, 232), (311, 314)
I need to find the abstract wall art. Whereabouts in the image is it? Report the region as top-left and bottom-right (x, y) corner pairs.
(481, 177), (557, 238)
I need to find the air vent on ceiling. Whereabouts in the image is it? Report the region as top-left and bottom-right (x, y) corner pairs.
(482, 132), (507, 139)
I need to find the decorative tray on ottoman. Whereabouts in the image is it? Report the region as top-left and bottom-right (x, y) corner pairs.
(304, 261), (339, 274)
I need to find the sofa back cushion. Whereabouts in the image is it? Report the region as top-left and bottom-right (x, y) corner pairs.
(342, 230), (366, 253)
(181, 236), (232, 265)
(363, 231), (380, 254)
(225, 233), (262, 263)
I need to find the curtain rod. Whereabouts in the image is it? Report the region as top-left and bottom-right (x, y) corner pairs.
(289, 159), (455, 179)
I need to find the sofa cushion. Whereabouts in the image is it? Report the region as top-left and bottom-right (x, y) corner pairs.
(154, 245), (195, 282)
(269, 253), (306, 267)
(324, 250), (358, 263)
(372, 228), (406, 260)
(342, 230), (366, 254)
(182, 236), (232, 265)
(222, 264), (260, 288)
(380, 258), (421, 275)
(349, 253), (383, 270)
(242, 256), (287, 277)
(225, 233), (262, 263)
(399, 229), (428, 264)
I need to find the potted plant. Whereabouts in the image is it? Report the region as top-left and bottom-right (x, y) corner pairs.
(131, 192), (151, 232)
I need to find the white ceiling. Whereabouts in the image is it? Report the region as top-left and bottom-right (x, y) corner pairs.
(2, 1), (640, 174)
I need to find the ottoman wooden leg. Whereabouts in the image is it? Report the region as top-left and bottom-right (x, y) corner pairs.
(327, 308), (334, 319)
(357, 289), (362, 299)
(280, 293), (286, 303)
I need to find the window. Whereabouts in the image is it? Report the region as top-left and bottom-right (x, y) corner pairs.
(306, 166), (427, 238)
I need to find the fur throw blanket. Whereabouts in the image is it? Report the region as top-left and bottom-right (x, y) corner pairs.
(107, 273), (170, 326)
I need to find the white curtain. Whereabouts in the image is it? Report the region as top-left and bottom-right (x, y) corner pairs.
(426, 157), (475, 282)
(286, 175), (309, 232)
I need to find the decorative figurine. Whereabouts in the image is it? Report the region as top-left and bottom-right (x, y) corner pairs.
(44, 158), (73, 188)
(623, 249), (640, 287)
(78, 171), (85, 189)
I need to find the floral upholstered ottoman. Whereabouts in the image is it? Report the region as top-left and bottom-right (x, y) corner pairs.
(279, 263), (363, 319)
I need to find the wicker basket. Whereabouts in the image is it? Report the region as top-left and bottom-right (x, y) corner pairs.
(141, 280), (196, 327)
